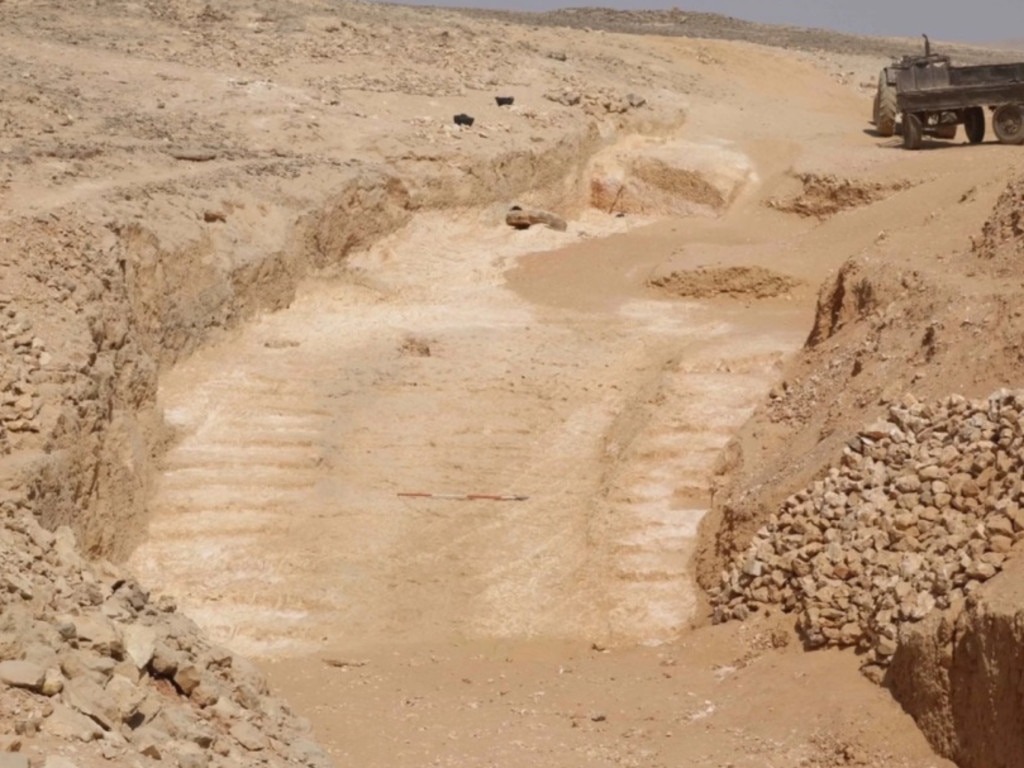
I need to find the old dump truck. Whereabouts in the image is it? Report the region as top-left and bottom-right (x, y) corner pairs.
(873, 36), (955, 139)
(884, 36), (1024, 150)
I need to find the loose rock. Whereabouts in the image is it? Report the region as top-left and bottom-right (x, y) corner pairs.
(0, 513), (332, 767)
(0, 661), (46, 692)
(711, 391), (1024, 668)
(231, 721), (269, 752)
(505, 205), (568, 232)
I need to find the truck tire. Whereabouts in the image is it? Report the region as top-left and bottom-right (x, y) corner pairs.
(876, 70), (898, 137)
(964, 107), (986, 144)
(993, 104), (1024, 145)
(903, 112), (923, 150)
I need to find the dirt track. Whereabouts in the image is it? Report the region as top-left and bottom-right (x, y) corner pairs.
(4, 1), (1024, 766)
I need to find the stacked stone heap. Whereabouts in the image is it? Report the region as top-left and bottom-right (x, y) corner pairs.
(0, 503), (331, 768)
(711, 390), (1024, 668)
(0, 297), (48, 448)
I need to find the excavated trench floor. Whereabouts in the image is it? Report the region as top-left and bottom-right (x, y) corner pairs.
(125, 184), (958, 768)
(128, 206), (806, 659)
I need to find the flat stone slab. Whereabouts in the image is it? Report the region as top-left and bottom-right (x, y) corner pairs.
(0, 660), (45, 691)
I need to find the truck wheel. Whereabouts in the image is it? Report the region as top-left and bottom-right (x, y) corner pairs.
(964, 107), (986, 144)
(993, 104), (1024, 145)
(903, 113), (923, 150)
(876, 70), (898, 137)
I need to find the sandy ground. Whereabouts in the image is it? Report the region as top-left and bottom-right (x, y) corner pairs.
(8, 1), (1024, 765)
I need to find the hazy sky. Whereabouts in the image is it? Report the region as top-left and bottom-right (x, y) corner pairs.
(388, 0), (1020, 42)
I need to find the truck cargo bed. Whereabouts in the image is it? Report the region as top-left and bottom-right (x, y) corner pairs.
(898, 62), (1024, 112)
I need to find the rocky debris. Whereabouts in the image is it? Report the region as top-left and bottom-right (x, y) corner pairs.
(542, 87), (644, 115)
(0, 661), (46, 692)
(505, 205), (568, 232)
(543, 88), (582, 107)
(648, 266), (801, 300)
(0, 303), (48, 443)
(711, 390), (1024, 673)
(0, 507), (332, 768)
(765, 173), (915, 219)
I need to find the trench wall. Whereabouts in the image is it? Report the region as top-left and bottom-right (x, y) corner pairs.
(889, 555), (1024, 768)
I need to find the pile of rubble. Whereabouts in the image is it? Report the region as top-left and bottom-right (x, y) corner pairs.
(542, 87), (646, 115)
(0, 505), (330, 768)
(0, 297), (47, 447)
(765, 173), (915, 219)
(711, 390), (1024, 670)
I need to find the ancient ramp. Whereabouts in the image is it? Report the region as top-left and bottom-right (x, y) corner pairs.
(129, 210), (805, 656)
(596, 317), (796, 643)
